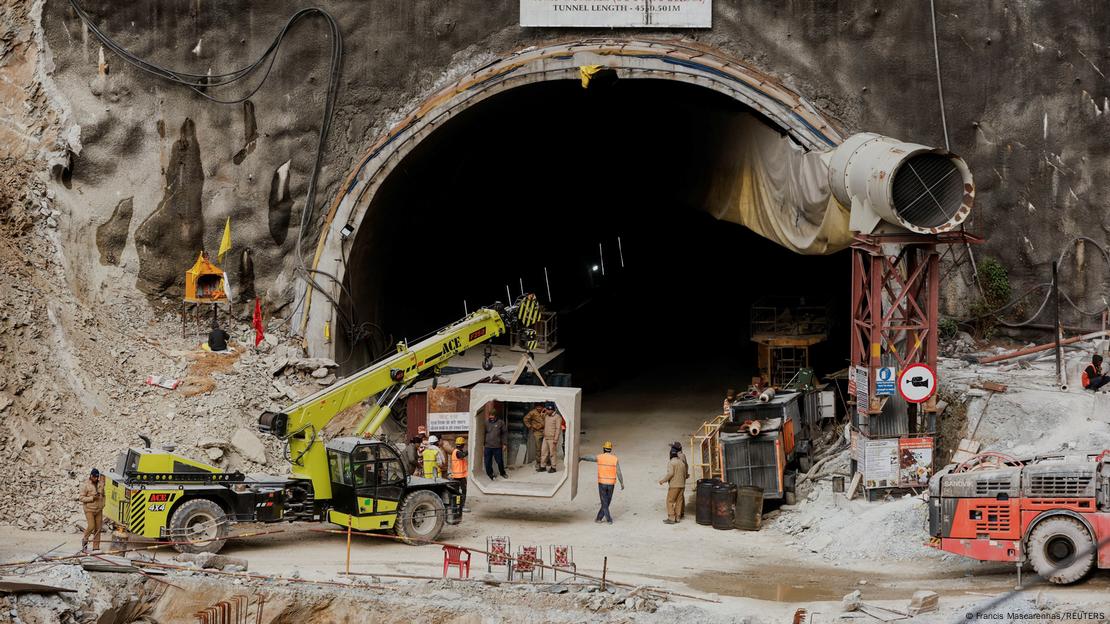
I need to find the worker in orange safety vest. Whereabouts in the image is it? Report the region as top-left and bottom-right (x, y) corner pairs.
(449, 436), (469, 511)
(579, 441), (624, 524)
(1082, 353), (1110, 391)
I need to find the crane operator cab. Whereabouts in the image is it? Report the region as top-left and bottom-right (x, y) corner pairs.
(325, 437), (461, 543)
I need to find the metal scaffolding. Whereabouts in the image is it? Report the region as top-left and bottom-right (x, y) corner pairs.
(849, 231), (982, 434)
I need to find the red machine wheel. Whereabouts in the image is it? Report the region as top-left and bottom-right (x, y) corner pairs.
(1026, 517), (1095, 584)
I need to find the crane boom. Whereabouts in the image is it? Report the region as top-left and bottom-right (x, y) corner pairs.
(258, 296), (538, 501)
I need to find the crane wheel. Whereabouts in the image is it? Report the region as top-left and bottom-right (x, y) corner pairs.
(1027, 516), (1095, 584)
(394, 490), (446, 545)
(170, 499), (229, 554)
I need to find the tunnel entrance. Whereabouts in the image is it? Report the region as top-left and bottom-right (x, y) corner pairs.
(337, 77), (849, 391)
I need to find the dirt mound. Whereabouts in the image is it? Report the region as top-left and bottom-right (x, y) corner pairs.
(3, 565), (740, 624)
(178, 347), (244, 397)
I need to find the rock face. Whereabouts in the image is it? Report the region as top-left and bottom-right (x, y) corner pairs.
(268, 159), (293, 245)
(230, 428), (267, 465)
(133, 118), (206, 295)
(95, 197), (133, 266)
(34, 1), (1110, 327)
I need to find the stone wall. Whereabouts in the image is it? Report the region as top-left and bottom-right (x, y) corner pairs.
(39, 0), (1110, 326)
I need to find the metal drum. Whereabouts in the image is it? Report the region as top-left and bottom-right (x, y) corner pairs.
(695, 478), (720, 526)
(711, 482), (738, 530)
(734, 485), (764, 531)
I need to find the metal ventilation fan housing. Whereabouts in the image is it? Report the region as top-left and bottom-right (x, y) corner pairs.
(826, 133), (975, 235)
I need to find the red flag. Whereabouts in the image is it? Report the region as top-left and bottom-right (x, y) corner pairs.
(253, 298), (265, 347)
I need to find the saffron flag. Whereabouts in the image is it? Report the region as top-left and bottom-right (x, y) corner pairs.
(253, 298), (265, 347)
(217, 217), (232, 264)
(578, 65), (601, 89)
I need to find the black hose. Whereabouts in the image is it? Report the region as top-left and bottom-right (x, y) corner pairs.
(956, 237), (1110, 328)
(70, 1), (344, 323)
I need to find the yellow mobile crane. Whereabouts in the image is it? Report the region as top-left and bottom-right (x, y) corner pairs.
(102, 296), (541, 553)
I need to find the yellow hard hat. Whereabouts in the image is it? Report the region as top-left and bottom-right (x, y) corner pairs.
(602, 441), (613, 451)
(455, 436), (466, 445)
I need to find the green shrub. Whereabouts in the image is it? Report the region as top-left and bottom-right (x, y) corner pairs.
(938, 317), (959, 340)
(979, 257), (1012, 307)
(970, 257), (1012, 340)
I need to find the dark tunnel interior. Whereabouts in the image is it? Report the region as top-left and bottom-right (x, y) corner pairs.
(338, 78), (850, 391)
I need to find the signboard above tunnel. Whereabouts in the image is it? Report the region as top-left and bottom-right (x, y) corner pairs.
(520, 0), (712, 28)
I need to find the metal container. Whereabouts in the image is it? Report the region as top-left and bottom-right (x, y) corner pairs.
(734, 485), (763, 531)
(722, 433), (784, 499)
(711, 482), (738, 530)
(695, 478), (720, 526)
(546, 372), (573, 387)
(856, 395), (909, 437)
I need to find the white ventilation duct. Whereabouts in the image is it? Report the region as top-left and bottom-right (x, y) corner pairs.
(825, 133), (974, 235)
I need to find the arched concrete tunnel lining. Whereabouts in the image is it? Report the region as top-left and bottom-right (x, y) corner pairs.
(337, 78), (849, 389)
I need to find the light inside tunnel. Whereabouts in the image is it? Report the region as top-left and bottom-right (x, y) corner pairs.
(337, 78), (850, 388)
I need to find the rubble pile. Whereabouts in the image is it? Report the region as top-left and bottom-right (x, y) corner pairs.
(769, 453), (940, 563)
(939, 330), (979, 358)
(0, 191), (333, 531)
(1, 565), (745, 624)
(771, 338), (1110, 564)
(781, 490), (936, 561)
(937, 342), (1110, 457)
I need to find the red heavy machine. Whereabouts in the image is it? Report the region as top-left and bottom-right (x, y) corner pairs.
(928, 451), (1110, 584)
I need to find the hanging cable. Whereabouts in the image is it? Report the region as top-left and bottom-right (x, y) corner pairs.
(69, 1), (345, 329)
(928, 0), (950, 151)
(957, 238), (1110, 328)
(928, 0), (990, 303)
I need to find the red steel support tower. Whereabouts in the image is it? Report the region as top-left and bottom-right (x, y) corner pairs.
(850, 231), (982, 433)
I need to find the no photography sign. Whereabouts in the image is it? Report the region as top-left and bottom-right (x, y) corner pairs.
(897, 363), (937, 404)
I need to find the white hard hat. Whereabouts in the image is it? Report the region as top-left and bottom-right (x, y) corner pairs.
(428, 435), (438, 443)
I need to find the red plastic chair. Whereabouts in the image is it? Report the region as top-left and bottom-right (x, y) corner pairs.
(442, 545), (471, 579)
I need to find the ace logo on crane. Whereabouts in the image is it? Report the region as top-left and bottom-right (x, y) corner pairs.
(441, 337), (461, 357)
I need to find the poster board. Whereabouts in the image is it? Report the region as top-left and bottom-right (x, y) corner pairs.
(898, 437), (934, 487)
(862, 438), (898, 489)
(854, 366), (869, 419)
(427, 387), (470, 433)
